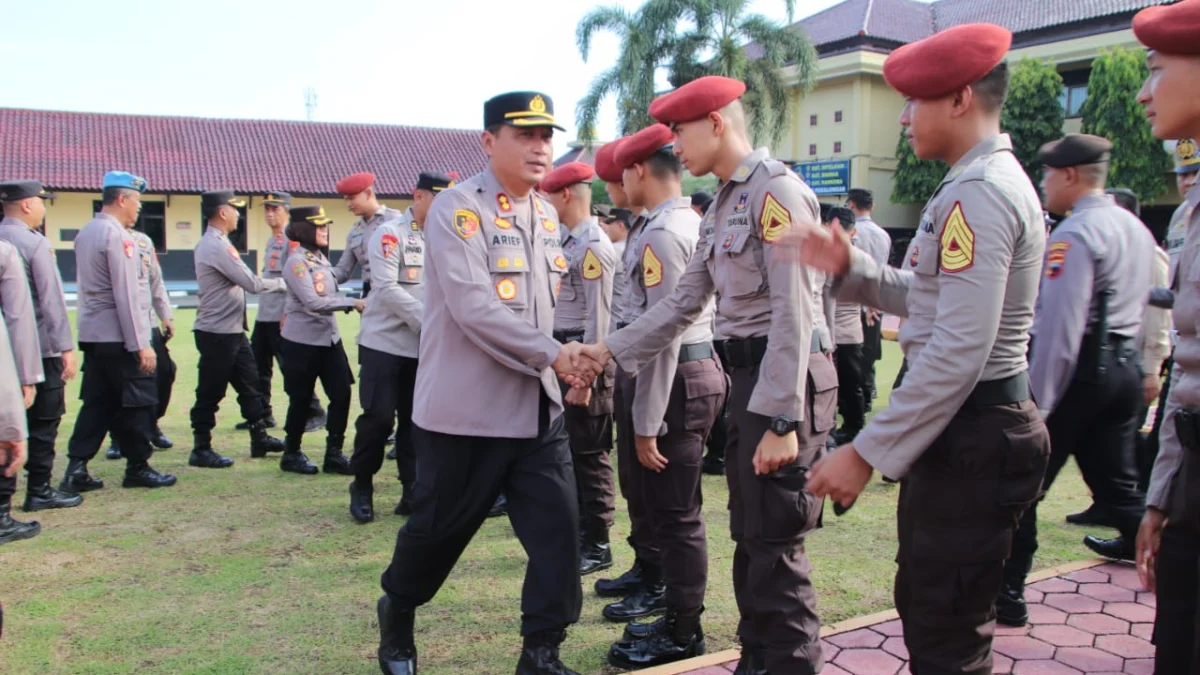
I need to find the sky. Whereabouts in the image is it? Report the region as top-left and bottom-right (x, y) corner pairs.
(1, 0), (858, 156)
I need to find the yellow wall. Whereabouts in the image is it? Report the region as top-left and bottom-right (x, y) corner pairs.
(44, 192), (412, 253)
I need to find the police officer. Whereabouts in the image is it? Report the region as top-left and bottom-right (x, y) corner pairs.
(595, 141), (631, 334)
(828, 207), (868, 446)
(190, 189), (287, 469)
(246, 191), (327, 433)
(996, 134), (1156, 627)
(0, 298), (38, 545)
(846, 188), (891, 409)
(277, 205), (362, 476)
(1133, 1), (1200, 670)
(334, 173), (402, 298)
(1165, 139), (1197, 279)
(61, 171), (176, 493)
(541, 162), (619, 574)
(348, 173), (451, 522)
(578, 79), (835, 674)
(0, 181), (81, 513)
(376, 91), (592, 675)
(798, 26), (1050, 674)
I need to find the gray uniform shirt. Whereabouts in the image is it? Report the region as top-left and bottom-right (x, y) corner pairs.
(554, 216), (616, 345)
(610, 239), (627, 331)
(333, 205), (401, 285)
(834, 231), (866, 345)
(256, 232), (291, 323)
(0, 217), (73, 358)
(834, 134), (1045, 479)
(1030, 193), (1155, 418)
(605, 149), (817, 422)
(613, 213), (649, 327)
(1149, 182), (1200, 512)
(281, 247), (357, 346)
(855, 216), (893, 267)
(0, 308), (28, 442)
(0, 239), (42, 385)
(1167, 200), (1191, 281)
(411, 168), (568, 439)
(358, 208), (425, 358)
(75, 212), (149, 353)
(194, 226), (285, 334)
(131, 230), (171, 329)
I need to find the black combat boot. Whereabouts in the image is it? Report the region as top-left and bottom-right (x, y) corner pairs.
(350, 478), (374, 524)
(617, 616), (667, 646)
(732, 646), (767, 675)
(607, 609), (705, 669)
(189, 433), (234, 469)
(249, 420), (286, 458)
(394, 483), (414, 517)
(996, 555), (1031, 627)
(595, 558), (645, 598)
(602, 564), (666, 622)
(515, 629), (580, 675)
(106, 437), (122, 460)
(59, 458), (104, 494)
(122, 463), (177, 489)
(0, 498), (40, 545)
(488, 493), (508, 518)
(150, 425), (173, 450)
(23, 483), (83, 512)
(322, 435), (352, 475)
(279, 437), (318, 475)
(236, 415), (275, 431)
(377, 595), (417, 675)
(579, 530), (613, 576)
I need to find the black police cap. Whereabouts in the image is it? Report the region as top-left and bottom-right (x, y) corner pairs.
(201, 189), (247, 214)
(1039, 134), (1113, 168)
(263, 191), (293, 208)
(289, 205), (332, 225)
(484, 92), (564, 131)
(0, 179), (55, 202)
(416, 173), (456, 193)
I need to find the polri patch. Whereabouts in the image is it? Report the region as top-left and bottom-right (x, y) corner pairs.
(454, 210), (480, 239)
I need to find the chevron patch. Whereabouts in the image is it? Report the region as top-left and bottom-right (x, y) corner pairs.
(760, 192), (791, 243)
(939, 202), (975, 273)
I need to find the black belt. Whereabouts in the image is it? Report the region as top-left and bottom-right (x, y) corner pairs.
(964, 371), (1030, 407)
(679, 343), (713, 363)
(553, 331), (585, 343)
(719, 333), (821, 369)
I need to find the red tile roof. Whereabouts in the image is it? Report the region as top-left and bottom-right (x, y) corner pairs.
(0, 107), (489, 197)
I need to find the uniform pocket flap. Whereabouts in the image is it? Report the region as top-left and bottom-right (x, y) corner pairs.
(807, 356), (838, 394)
(684, 365), (726, 398)
(720, 229), (752, 255)
(546, 249), (569, 273)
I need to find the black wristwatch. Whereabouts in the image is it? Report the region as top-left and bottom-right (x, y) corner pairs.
(769, 416), (798, 436)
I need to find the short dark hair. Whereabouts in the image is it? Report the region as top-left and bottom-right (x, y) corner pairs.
(825, 206), (856, 230)
(1106, 187), (1141, 217)
(606, 208), (633, 228)
(645, 149), (682, 181)
(847, 188), (873, 211)
(973, 62), (1010, 112)
(102, 186), (134, 206)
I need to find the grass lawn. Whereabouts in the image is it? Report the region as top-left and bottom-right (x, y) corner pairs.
(0, 311), (1103, 675)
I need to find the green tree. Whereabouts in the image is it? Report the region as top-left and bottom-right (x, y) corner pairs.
(1081, 46), (1172, 202)
(891, 130), (947, 205)
(1001, 58), (1065, 186)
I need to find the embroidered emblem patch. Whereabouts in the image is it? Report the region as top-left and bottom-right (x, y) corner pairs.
(496, 278), (517, 300)
(494, 216), (512, 230)
(454, 210), (480, 239)
(381, 233), (399, 258)
(496, 193), (513, 214)
(760, 193), (791, 244)
(1045, 241), (1070, 279)
(643, 245), (663, 287)
(582, 249), (603, 280)
(939, 202), (975, 273)
(734, 193), (749, 213)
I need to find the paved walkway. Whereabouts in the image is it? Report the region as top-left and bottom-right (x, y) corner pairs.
(645, 560), (1156, 675)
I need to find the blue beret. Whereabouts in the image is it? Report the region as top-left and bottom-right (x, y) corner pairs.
(103, 171), (148, 193)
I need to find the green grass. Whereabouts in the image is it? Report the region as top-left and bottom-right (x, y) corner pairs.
(0, 312), (1101, 674)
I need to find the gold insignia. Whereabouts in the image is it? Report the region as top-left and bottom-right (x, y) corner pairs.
(553, 254), (568, 270)
(1045, 241), (1070, 279)
(733, 166), (751, 181)
(1178, 139), (1199, 166)
(760, 193), (791, 244)
(582, 249), (603, 280)
(406, 268), (419, 280)
(534, 199), (545, 215)
(939, 202), (975, 273)
(643, 245), (663, 287)
(498, 257), (510, 269)
(454, 209), (480, 239)
(494, 216), (512, 230)
(496, 278), (518, 300)
(530, 95), (546, 113)
(542, 219), (557, 233)
(314, 271), (325, 281)
(515, 258), (525, 268)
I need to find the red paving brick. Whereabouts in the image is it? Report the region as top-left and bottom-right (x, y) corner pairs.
(671, 564), (1158, 675)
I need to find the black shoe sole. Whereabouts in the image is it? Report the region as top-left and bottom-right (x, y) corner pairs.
(23, 497), (84, 512)
(281, 466), (319, 475)
(602, 604), (667, 622)
(606, 639), (706, 669)
(58, 480), (104, 494)
(0, 523), (42, 545)
(189, 461), (233, 468)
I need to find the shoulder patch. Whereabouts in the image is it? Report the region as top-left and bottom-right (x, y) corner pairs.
(381, 233), (399, 258)
(643, 245), (663, 287)
(123, 240), (135, 258)
(292, 262), (307, 278)
(454, 209), (480, 239)
(1045, 241), (1070, 279)
(760, 193), (791, 244)
(582, 249), (603, 280)
(939, 202), (975, 274)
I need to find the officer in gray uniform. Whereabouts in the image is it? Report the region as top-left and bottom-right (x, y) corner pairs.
(542, 161), (620, 576)
(846, 188), (891, 408)
(190, 189), (287, 469)
(828, 207), (868, 446)
(279, 205), (363, 477)
(376, 91), (589, 675)
(348, 173), (452, 522)
(996, 135), (1156, 627)
(0, 180), (81, 513)
(0, 298), (39, 545)
(247, 191), (327, 433)
(61, 171), (175, 493)
(333, 172), (402, 298)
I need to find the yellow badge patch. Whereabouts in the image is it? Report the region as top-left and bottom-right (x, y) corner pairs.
(494, 216), (512, 230)
(939, 202), (975, 273)
(582, 249), (603, 280)
(534, 199), (545, 215)
(643, 245), (663, 287)
(454, 209), (480, 239)
(515, 258), (525, 268)
(498, 257), (511, 269)
(760, 193), (791, 244)
(496, 278), (517, 300)
(1045, 241), (1070, 279)
(542, 219), (557, 233)
(554, 254), (568, 270)
(407, 268), (419, 280)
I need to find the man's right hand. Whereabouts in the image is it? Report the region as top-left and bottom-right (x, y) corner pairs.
(778, 219), (853, 276)
(553, 341), (607, 388)
(137, 347), (157, 374)
(62, 349), (78, 381)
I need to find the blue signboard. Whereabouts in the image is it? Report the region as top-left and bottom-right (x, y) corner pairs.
(794, 160), (851, 196)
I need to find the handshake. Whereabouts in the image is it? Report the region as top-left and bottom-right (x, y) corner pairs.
(553, 341), (612, 390)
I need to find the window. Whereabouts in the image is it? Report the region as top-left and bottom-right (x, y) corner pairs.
(834, 141), (843, 154)
(1059, 69), (1090, 119)
(91, 199), (169, 252)
(808, 143), (817, 156)
(834, 110), (843, 123)
(809, 114), (818, 126)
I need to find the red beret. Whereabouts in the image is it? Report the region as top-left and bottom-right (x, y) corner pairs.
(649, 76), (746, 124)
(1134, 0), (1200, 56)
(594, 138), (626, 183)
(540, 162), (594, 194)
(883, 23), (1012, 100)
(614, 124), (675, 169)
(336, 172), (376, 196)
